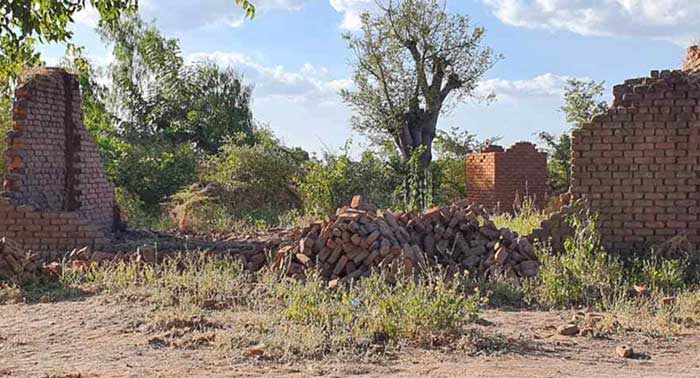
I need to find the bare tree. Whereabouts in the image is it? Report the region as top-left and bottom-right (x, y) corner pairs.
(341, 0), (499, 166)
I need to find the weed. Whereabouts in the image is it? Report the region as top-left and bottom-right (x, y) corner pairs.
(534, 211), (624, 308)
(0, 282), (23, 304)
(629, 255), (687, 293)
(492, 198), (548, 236)
(600, 290), (700, 337)
(53, 255), (485, 361)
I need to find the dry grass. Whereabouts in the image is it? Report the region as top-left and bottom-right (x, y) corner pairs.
(0, 282), (23, 304)
(52, 254), (485, 362)
(598, 291), (700, 337)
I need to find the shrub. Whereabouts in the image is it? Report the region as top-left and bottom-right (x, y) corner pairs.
(491, 197), (548, 236)
(433, 157), (467, 206)
(191, 129), (305, 229)
(115, 187), (172, 231)
(297, 149), (401, 216)
(115, 142), (198, 209)
(630, 256), (687, 294)
(534, 210), (624, 308)
(272, 270), (483, 350)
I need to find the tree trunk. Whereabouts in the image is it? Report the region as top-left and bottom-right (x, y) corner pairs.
(395, 109), (438, 167)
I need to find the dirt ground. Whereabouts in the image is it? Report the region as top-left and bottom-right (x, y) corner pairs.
(1, 297), (699, 378)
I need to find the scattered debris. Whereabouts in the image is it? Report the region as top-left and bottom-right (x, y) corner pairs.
(616, 344), (634, 359)
(556, 324), (580, 337)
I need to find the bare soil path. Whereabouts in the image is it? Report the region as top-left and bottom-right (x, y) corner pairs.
(1, 297), (698, 377)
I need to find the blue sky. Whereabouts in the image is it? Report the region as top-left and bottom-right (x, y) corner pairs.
(39, 0), (695, 156)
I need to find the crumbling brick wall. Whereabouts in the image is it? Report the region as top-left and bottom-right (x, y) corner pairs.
(466, 142), (548, 210)
(571, 68), (700, 253)
(0, 68), (116, 253)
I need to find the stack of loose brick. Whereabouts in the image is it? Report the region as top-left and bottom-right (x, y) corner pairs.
(0, 237), (45, 283)
(275, 196), (540, 281)
(571, 58), (700, 253)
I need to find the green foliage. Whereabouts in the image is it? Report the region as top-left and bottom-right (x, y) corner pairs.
(341, 0), (498, 166)
(537, 132), (571, 195)
(491, 198), (548, 236)
(177, 62), (255, 154)
(0, 96), (10, 179)
(434, 126), (499, 160)
(115, 187), (171, 230)
(297, 147), (401, 216)
(100, 15), (255, 153)
(630, 256), (687, 294)
(538, 79), (608, 195)
(396, 146), (435, 212)
(194, 129), (307, 225)
(0, 0), (135, 93)
(535, 211), (624, 308)
(432, 157), (466, 205)
(560, 78), (608, 127)
(275, 270), (483, 349)
(116, 142), (198, 208)
(0, 37), (41, 96)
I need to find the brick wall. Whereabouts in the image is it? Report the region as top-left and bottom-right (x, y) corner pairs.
(571, 68), (700, 253)
(466, 142), (548, 210)
(0, 67), (116, 253)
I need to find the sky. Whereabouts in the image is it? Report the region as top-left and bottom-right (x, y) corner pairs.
(38, 0), (697, 156)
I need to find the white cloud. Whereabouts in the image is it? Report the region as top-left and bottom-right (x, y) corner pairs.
(72, 0), (306, 31)
(329, 0), (376, 30)
(140, 0), (305, 31)
(73, 3), (101, 28)
(476, 73), (571, 101)
(187, 51), (353, 105)
(482, 0), (700, 44)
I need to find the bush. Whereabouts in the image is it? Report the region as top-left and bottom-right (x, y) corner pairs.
(115, 186), (172, 231)
(271, 270), (483, 350)
(630, 256), (687, 294)
(297, 150), (401, 216)
(491, 198), (548, 236)
(161, 129), (307, 232)
(433, 157), (467, 206)
(534, 211), (624, 308)
(115, 142), (198, 209)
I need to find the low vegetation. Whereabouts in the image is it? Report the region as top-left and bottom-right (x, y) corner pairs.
(42, 254), (486, 360)
(2, 207), (700, 360)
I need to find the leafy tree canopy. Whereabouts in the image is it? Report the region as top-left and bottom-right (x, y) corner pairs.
(99, 14), (255, 153)
(341, 0), (499, 165)
(0, 0), (137, 92)
(560, 78), (608, 127)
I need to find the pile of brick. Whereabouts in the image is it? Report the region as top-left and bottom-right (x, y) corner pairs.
(0, 237), (46, 283)
(275, 196), (540, 281)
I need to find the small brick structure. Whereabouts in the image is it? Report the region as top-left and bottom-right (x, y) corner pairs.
(571, 55), (700, 253)
(466, 142), (548, 210)
(0, 67), (117, 253)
